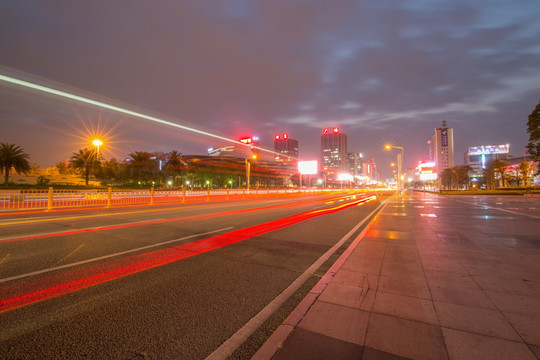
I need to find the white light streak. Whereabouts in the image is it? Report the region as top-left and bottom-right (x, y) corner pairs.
(0, 74), (292, 159)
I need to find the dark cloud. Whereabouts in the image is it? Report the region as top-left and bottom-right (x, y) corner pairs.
(1, 0), (539, 178)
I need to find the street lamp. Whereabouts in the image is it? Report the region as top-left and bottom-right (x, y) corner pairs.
(245, 154), (257, 193)
(92, 139), (103, 159)
(385, 144), (404, 195)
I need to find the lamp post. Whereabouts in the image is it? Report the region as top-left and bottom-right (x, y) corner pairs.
(385, 144), (404, 195)
(92, 139), (103, 160)
(245, 154), (257, 193)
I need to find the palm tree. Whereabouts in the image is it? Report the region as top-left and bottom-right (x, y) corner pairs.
(128, 151), (156, 183)
(0, 143), (31, 184)
(70, 148), (99, 186)
(164, 150), (186, 183)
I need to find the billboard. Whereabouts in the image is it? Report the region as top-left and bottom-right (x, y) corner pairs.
(468, 144), (509, 155)
(298, 160), (318, 175)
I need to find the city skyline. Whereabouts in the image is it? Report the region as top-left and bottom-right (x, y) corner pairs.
(1, 1), (539, 178)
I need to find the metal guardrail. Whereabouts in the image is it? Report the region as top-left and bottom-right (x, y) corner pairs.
(0, 187), (338, 212)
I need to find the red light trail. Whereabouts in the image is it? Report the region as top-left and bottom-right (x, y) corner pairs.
(0, 195), (375, 313)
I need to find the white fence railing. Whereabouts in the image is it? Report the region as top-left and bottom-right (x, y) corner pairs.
(0, 187), (350, 212)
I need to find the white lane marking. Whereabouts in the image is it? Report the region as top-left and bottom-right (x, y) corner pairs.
(0, 219), (167, 242)
(205, 198), (390, 360)
(0, 227), (233, 284)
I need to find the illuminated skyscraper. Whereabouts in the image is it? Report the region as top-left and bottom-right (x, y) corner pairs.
(274, 133), (298, 166)
(321, 127), (348, 173)
(429, 120), (454, 175)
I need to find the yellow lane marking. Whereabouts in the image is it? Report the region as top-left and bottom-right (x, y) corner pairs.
(0, 253), (10, 266)
(51, 244), (85, 267)
(0, 204), (209, 226)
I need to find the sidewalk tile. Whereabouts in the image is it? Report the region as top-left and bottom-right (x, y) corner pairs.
(365, 313), (448, 360)
(434, 302), (521, 340)
(373, 291), (438, 325)
(381, 262), (425, 280)
(362, 347), (410, 360)
(421, 258), (467, 273)
(298, 301), (369, 345)
(318, 282), (365, 310)
(442, 328), (536, 360)
(342, 259), (383, 275)
(472, 274), (537, 295)
(272, 328), (363, 360)
(429, 284), (495, 309)
(486, 292), (540, 316)
(331, 270), (379, 290)
(377, 275), (431, 299)
(424, 270), (479, 289)
(503, 312), (540, 345)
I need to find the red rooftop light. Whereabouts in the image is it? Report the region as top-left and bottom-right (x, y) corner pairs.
(283, 133), (288, 139)
(275, 134), (280, 140)
(333, 127), (340, 134)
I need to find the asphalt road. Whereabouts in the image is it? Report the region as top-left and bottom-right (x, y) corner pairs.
(0, 191), (385, 359)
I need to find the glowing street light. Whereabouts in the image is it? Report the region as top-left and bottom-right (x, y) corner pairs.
(385, 144), (404, 195)
(92, 139), (103, 159)
(245, 154), (257, 193)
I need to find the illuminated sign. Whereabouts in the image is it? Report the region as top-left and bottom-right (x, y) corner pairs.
(420, 173), (437, 181)
(322, 127), (340, 135)
(298, 161), (318, 175)
(337, 173), (353, 181)
(469, 144), (509, 155)
(239, 137), (252, 144)
(441, 129), (448, 147)
(275, 135), (280, 140)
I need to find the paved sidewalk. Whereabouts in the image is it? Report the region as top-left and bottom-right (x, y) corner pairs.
(253, 192), (540, 360)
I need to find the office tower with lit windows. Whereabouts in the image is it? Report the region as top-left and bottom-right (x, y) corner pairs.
(429, 120), (454, 175)
(347, 152), (363, 178)
(321, 127), (348, 173)
(274, 133), (298, 166)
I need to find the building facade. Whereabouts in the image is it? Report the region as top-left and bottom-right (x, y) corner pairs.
(464, 144), (510, 172)
(321, 127), (348, 174)
(274, 133), (298, 166)
(429, 120), (454, 176)
(347, 152), (363, 178)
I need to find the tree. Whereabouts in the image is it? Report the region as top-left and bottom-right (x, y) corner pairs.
(518, 161), (531, 186)
(485, 159), (510, 188)
(70, 148), (99, 186)
(128, 151), (157, 183)
(0, 143), (31, 184)
(526, 101), (540, 174)
(440, 168), (454, 190)
(164, 150), (186, 184)
(453, 165), (472, 190)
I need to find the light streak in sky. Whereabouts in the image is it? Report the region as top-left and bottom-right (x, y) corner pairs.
(0, 73), (292, 159)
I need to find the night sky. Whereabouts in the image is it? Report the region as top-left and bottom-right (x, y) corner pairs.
(1, 1), (539, 179)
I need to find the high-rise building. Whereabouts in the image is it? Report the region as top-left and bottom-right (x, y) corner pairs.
(347, 152), (363, 178)
(362, 158), (377, 180)
(321, 127), (348, 173)
(274, 133), (298, 166)
(429, 120), (454, 175)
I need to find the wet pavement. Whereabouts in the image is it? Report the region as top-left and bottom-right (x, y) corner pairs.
(253, 192), (540, 360)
